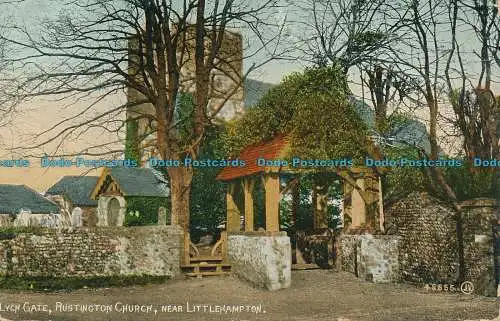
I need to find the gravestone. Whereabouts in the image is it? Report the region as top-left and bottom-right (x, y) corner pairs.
(40, 214), (58, 228)
(71, 207), (83, 227)
(14, 210), (32, 227)
(158, 207), (167, 225)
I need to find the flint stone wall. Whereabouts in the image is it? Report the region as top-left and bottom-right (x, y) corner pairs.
(339, 235), (359, 274)
(386, 193), (498, 297)
(461, 199), (497, 297)
(339, 234), (401, 283)
(228, 232), (291, 291)
(0, 226), (183, 278)
(357, 235), (401, 283)
(385, 192), (460, 284)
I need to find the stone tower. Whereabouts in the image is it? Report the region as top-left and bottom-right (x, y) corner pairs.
(126, 26), (244, 163)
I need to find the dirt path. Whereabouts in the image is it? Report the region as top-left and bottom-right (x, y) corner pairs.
(0, 271), (497, 321)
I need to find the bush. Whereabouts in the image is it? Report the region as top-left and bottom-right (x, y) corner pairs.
(124, 196), (170, 226)
(444, 164), (494, 201)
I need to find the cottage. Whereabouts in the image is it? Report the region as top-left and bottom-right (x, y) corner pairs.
(90, 167), (169, 226)
(0, 184), (62, 227)
(45, 176), (100, 227)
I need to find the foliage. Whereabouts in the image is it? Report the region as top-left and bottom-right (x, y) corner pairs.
(175, 92), (196, 143)
(444, 165), (494, 201)
(279, 173), (343, 231)
(382, 145), (426, 203)
(382, 143), (493, 203)
(223, 66), (370, 164)
(124, 196), (169, 226)
(385, 112), (414, 137)
(349, 31), (388, 58)
(190, 124), (227, 237)
(124, 118), (140, 164)
(279, 198), (293, 230)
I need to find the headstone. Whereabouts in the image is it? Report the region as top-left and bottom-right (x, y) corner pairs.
(40, 213), (59, 228)
(71, 207), (83, 227)
(158, 206), (167, 225)
(14, 210), (31, 227)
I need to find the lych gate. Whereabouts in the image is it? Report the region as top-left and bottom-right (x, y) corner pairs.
(215, 134), (384, 269)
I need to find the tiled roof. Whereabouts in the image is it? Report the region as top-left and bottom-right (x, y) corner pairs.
(110, 167), (168, 197)
(216, 134), (290, 181)
(92, 167), (169, 199)
(46, 176), (99, 206)
(0, 184), (59, 214)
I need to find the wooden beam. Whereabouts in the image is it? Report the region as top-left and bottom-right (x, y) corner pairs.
(183, 232), (191, 265)
(378, 176), (385, 232)
(351, 178), (366, 227)
(226, 182), (241, 232)
(292, 178), (300, 227)
(90, 167), (110, 200)
(264, 174), (280, 232)
(243, 178), (255, 232)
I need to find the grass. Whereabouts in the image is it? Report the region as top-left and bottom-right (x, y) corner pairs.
(0, 275), (171, 292)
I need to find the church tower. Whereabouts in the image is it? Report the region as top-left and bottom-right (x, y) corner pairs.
(126, 26), (244, 165)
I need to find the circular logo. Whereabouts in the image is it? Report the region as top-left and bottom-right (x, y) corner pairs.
(460, 281), (474, 295)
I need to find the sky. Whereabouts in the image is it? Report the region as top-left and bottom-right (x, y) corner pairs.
(0, 0), (499, 191)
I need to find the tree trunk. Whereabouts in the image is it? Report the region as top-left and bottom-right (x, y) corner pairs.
(370, 65), (388, 133)
(428, 96), (439, 159)
(313, 184), (328, 229)
(494, 96), (500, 221)
(168, 166), (194, 232)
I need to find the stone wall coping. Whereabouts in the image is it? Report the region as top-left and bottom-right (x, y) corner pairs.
(0, 225), (184, 235)
(228, 231), (287, 237)
(339, 234), (402, 240)
(459, 198), (497, 208)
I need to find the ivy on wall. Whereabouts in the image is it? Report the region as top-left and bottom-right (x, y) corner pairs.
(124, 196), (170, 226)
(125, 118), (140, 164)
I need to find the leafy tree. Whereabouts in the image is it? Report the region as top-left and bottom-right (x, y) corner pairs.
(382, 145), (426, 205)
(444, 165), (494, 201)
(224, 65), (371, 161)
